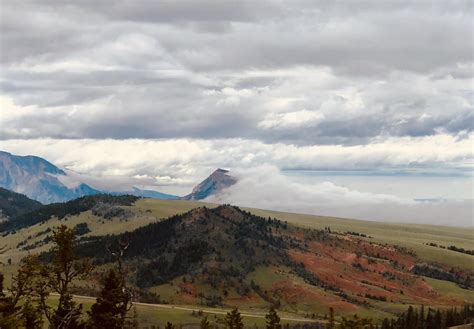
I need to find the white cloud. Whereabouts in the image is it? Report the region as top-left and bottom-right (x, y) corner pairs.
(0, 134), (471, 192)
(259, 110), (325, 129)
(207, 166), (473, 227)
(0, 1), (472, 224)
(0, 2), (472, 144)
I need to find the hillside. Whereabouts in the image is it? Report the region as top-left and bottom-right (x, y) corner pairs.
(72, 205), (472, 315)
(0, 194), (139, 232)
(0, 187), (42, 219)
(0, 197), (472, 321)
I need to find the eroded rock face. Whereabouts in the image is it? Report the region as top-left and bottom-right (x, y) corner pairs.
(183, 168), (237, 200)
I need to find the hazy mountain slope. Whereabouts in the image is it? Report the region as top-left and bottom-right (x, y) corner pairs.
(0, 151), (178, 203)
(183, 168), (237, 200)
(0, 151), (100, 204)
(0, 187), (42, 219)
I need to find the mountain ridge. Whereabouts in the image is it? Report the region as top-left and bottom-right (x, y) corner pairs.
(0, 151), (177, 203)
(0, 151), (101, 204)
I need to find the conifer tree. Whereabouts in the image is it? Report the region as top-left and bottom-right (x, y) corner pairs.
(225, 307), (244, 329)
(419, 305), (426, 329)
(434, 310), (443, 328)
(265, 306), (281, 329)
(0, 272), (20, 329)
(87, 269), (129, 329)
(328, 307), (335, 329)
(21, 299), (43, 329)
(0, 256), (42, 329)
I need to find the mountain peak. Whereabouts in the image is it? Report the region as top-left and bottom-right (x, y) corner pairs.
(184, 168), (237, 200)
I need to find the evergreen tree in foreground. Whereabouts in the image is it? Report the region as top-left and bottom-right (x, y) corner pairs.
(225, 307), (244, 329)
(0, 257), (42, 329)
(87, 269), (130, 329)
(265, 306), (281, 329)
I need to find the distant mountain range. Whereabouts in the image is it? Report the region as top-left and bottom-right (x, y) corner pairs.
(0, 151), (177, 203)
(116, 187), (178, 200)
(0, 151), (236, 204)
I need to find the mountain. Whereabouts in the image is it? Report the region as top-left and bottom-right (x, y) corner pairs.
(183, 168), (237, 200)
(113, 187), (178, 200)
(0, 187), (42, 220)
(0, 151), (100, 204)
(0, 151), (178, 203)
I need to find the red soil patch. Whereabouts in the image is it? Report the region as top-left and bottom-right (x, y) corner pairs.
(287, 237), (458, 307)
(271, 280), (358, 313)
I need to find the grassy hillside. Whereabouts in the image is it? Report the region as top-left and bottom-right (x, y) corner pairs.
(1, 197), (472, 323)
(245, 207), (474, 270)
(53, 204), (471, 319)
(134, 199), (474, 271)
(4, 198), (470, 269)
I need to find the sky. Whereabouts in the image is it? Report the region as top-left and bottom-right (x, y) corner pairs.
(0, 1), (473, 225)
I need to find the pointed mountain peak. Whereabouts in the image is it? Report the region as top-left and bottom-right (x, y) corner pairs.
(184, 168), (237, 200)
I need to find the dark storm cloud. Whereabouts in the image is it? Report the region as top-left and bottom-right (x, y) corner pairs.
(0, 0), (472, 144)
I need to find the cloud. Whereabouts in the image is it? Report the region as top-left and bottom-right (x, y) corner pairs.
(0, 1), (471, 223)
(258, 110), (325, 129)
(207, 166), (473, 227)
(0, 1), (472, 145)
(0, 135), (471, 193)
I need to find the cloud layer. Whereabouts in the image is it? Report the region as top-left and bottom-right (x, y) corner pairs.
(1, 1), (472, 145)
(1, 1), (472, 225)
(207, 166), (473, 227)
(0, 136), (472, 192)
